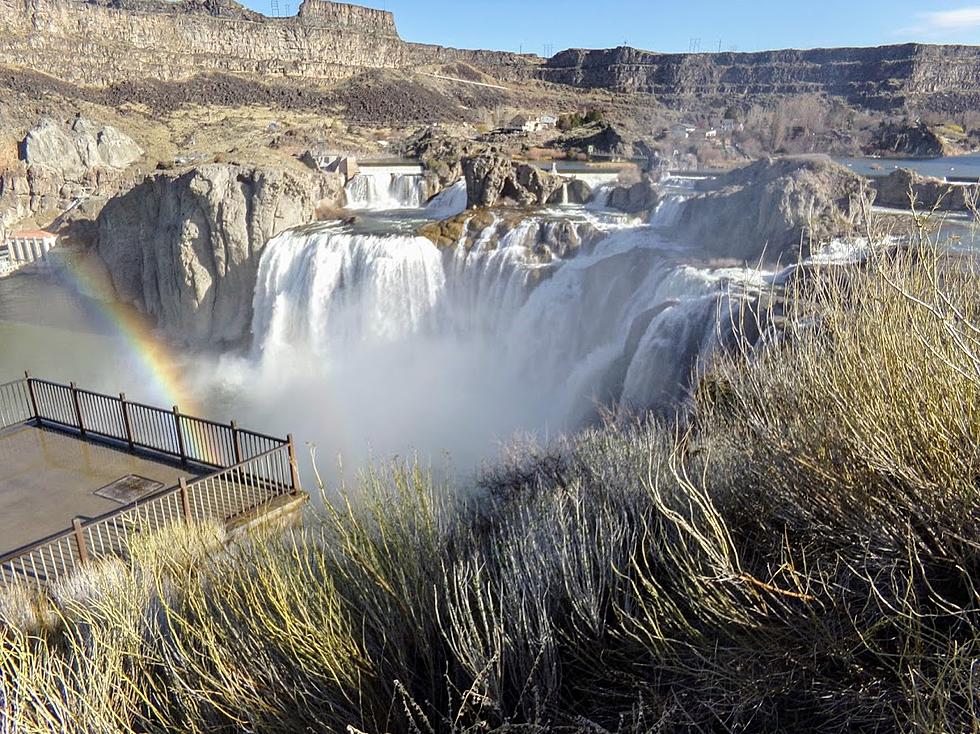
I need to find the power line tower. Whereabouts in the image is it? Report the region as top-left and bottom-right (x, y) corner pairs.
(270, 0), (281, 16)
(543, 43), (554, 57)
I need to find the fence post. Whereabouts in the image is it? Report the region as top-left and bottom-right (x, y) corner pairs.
(231, 420), (243, 464)
(173, 406), (187, 464)
(70, 382), (85, 437)
(179, 477), (192, 522)
(24, 371), (40, 426)
(72, 518), (89, 565)
(120, 393), (135, 451)
(287, 434), (301, 491)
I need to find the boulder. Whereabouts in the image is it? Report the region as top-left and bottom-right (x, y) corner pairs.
(607, 176), (660, 214)
(463, 152), (566, 208)
(674, 155), (867, 262)
(22, 117), (142, 180)
(872, 168), (979, 212)
(96, 163), (345, 347)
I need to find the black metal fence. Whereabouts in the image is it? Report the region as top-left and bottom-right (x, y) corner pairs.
(0, 375), (302, 590)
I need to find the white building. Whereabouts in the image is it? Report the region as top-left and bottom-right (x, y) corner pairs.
(2, 230), (57, 273)
(507, 115), (558, 133)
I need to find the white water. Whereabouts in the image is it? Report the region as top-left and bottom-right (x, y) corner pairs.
(345, 165), (428, 210)
(425, 180), (468, 219)
(0, 171), (789, 481)
(232, 197), (770, 471)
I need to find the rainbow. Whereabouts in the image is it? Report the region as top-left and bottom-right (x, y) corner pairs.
(57, 251), (198, 411)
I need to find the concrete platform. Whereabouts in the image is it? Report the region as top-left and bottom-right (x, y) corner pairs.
(0, 423), (201, 555)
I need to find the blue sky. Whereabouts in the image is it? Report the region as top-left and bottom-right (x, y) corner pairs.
(243, 0), (980, 53)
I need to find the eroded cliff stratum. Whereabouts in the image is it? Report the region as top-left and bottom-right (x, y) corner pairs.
(0, 0), (533, 87)
(1, 0), (978, 114)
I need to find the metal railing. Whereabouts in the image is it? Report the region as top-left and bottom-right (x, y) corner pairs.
(0, 375), (301, 590)
(20, 376), (285, 469)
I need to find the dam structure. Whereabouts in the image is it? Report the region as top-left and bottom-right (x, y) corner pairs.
(0, 375), (305, 590)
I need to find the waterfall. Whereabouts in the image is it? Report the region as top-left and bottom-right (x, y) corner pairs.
(425, 180), (468, 219)
(250, 215), (766, 435)
(251, 226), (446, 359)
(345, 166), (427, 210)
(587, 185), (614, 210)
(649, 195), (687, 227)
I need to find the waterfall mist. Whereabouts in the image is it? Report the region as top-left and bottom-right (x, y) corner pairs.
(187, 198), (768, 481)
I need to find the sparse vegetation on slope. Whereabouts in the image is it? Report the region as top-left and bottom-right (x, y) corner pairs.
(3, 235), (980, 732)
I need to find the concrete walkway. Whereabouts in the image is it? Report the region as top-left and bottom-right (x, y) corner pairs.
(0, 424), (199, 555)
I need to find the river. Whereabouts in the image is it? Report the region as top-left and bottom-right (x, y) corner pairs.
(0, 168), (865, 483)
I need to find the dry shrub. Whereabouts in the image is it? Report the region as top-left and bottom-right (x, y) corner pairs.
(2, 238), (980, 733)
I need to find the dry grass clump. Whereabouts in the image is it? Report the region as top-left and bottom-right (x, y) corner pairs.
(2, 242), (980, 732)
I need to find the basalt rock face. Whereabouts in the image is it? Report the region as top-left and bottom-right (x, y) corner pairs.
(0, 0), (533, 89)
(0, 117), (143, 230)
(463, 153), (565, 208)
(96, 163), (345, 347)
(539, 44), (980, 113)
(607, 176), (660, 214)
(674, 156), (866, 262)
(870, 122), (964, 158)
(873, 168), (980, 212)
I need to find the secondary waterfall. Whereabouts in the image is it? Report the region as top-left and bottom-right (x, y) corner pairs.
(425, 180), (468, 219)
(345, 165), (428, 210)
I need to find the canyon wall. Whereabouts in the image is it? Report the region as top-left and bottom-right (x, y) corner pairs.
(539, 44), (980, 112)
(0, 0), (532, 87)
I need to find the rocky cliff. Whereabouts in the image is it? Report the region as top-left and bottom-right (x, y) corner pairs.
(2, 0), (977, 115)
(0, 117), (143, 230)
(0, 0), (532, 88)
(672, 156), (867, 262)
(96, 163), (344, 346)
(872, 168), (979, 212)
(539, 44), (980, 112)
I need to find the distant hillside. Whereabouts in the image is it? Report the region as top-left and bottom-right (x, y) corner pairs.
(539, 44), (980, 113)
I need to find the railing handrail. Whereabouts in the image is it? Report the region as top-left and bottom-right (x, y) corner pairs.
(1, 376), (301, 587)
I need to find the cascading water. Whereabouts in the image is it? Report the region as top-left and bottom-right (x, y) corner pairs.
(425, 180), (468, 219)
(345, 166), (428, 210)
(248, 193), (764, 453)
(649, 195), (687, 227)
(252, 226), (446, 357)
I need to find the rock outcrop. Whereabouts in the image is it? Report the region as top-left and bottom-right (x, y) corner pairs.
(96, 163), (345, 346)
(0, 0), (533, 89)
(539, 44), (980, 113)
(463, 153), (565, 208)
(403, 128), (485, 187)
(419, 209), (605, 262)
(0, 117), (143, 230)
(22, 117), (143, 181)
(673, 156), (867, 262)
(872, 168), (980, 212)
(869, 122), (969, 158)
(606, 176), (660, 214)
